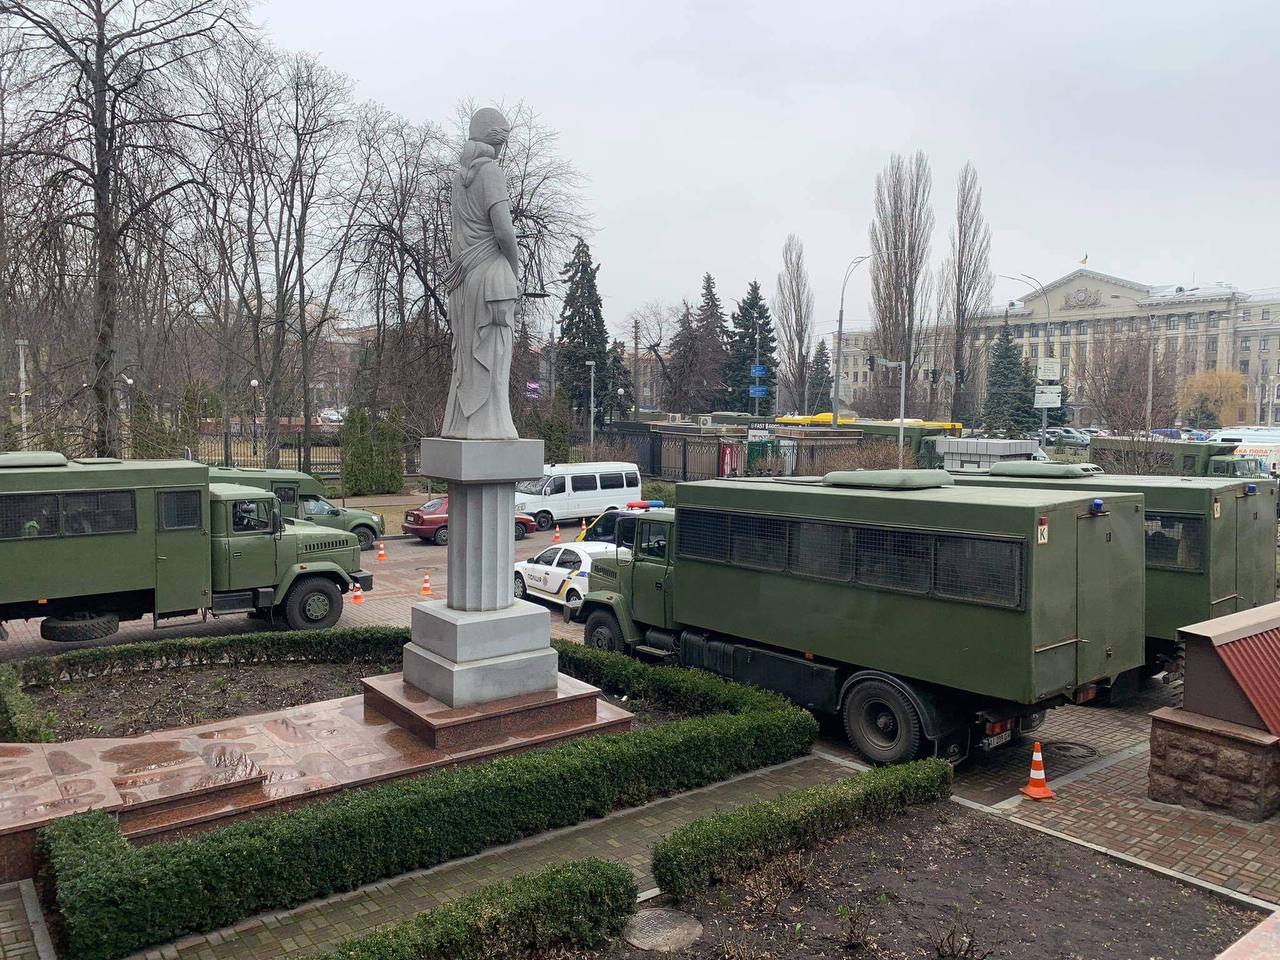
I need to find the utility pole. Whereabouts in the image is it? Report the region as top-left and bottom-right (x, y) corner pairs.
(834, 256), (871, 427)
(14, 339), (29, 450)
(753, 316), (761, 418)
(868, 355), (907, 467)
(631, 315), (641, 416)
(586, 359), (596, 453)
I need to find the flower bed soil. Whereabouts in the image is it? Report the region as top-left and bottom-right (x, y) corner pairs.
(584, 801), (1263, 960)
(30, 664), (680, 740)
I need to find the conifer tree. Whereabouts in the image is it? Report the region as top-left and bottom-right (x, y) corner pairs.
(604, 339), (634, 421)
(981, 322), (1038, 436)
(556, 238), (608, 427)
(721, 280), (778, 414)
(806, 339), (834, 414)
(662, 301), (700, 413)
(691, 272), (729, 411)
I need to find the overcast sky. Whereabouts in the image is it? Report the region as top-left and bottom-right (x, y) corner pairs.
(257, 0), (1280, 343)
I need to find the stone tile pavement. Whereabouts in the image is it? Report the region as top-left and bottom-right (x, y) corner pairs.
(128, 755), (854, 960)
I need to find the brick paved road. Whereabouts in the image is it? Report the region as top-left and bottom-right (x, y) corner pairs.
(1, 529), (580, 661)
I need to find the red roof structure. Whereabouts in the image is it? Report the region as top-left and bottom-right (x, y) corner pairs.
(1179, 606), (1280, 736)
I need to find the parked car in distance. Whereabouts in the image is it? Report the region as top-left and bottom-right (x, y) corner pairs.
(514, 462), (641, 530)
(1044, 427), (1090, 448)
(514, 541), (614, 615)
(1080, 427), (1108, 437)
(402, 496), (537, 545)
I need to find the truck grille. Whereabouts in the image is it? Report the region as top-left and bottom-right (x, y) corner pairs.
(302, 538), (350, 554)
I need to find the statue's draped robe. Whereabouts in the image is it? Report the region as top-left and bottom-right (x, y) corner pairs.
(441, 157), (518, 439)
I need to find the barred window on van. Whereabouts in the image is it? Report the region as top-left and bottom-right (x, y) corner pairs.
(0, 493), (59, 540)
(787, 521), (854, 582)
(855, 528), (931, 593)
(934, 535), (1022, 607)
(730, 514), (786, 571)
(676, 509), (730, 562)
(63, 490), (136, 536)
(1144, 513), (1205, 572)
(159, 490), (202, 531)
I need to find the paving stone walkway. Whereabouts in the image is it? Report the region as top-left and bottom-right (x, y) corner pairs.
(129, 755), (855, 960)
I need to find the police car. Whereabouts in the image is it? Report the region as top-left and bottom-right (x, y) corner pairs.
(514, 541), (615, 616)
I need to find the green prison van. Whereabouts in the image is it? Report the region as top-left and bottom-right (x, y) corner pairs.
(578, 470), (1146, 765)
(0, 453), (373, 641)
(952, 460), (1277, 676)
(209, 467), (386, 550)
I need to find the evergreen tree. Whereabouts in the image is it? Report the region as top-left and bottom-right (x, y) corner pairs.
(662, 301), (700, 413)
(556, 238), (608, 428)
(1184, 394), (1221, 430)
(806, 340), (834, 415)
(509, 313), (540, 433)
(980, 322), (1038, 436)
(721, 280), (777, 414)
(691, 272), (729, 411)
(1046, 381), (1072, 428)
(604, 339), (634, 422)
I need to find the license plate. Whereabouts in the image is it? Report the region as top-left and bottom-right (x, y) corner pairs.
(979, 730), (1013, 750)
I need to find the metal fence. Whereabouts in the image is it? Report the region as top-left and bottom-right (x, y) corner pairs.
(596, 430), (870, 482)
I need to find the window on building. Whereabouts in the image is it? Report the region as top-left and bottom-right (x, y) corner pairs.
(1077, 345), (1087, 367)
(1244, 309), (1253, 322)
(1274, 381), (1280, 398)
(1060, 343), (1071, 359)
(1029, 324), (1040, 338)
(1076, 320), (1085, 336)
(1208, 311), (1220, 328)
(1127, 317), (1138, 333)
(1265, 309), (1272, 323)
(1166, 315), (1178, 331)
(1241, 360), (1250, 374)
(1029, 344), (1039, 359)
(1242, 337), (1252, 350)
(1207, 336), (1218, 353)
(1264, 338), (1272, 352)
(1186, 313), (1197, 329)
(1013, 325), (1024, 338)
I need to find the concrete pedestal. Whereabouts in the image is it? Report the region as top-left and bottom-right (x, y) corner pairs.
(1149, 707), (1280, 822)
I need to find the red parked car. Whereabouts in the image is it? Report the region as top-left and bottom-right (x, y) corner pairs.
(402, 496), (536, 546)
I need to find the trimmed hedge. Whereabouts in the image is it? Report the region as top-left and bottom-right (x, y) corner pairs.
(0, 666), (54, 742)
(318, 859), (635, 960)
(652, 759), (954, 899)
(39, 641), (816, 960)
(13, 626), (410, 687)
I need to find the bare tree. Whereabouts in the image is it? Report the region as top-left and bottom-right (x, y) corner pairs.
(0, 0), (244, 455)
(936, 162), (992, 423)
(1082, 332), (1178, 439)
(774, 233), (814, 415)
(868, 151), (934, 418)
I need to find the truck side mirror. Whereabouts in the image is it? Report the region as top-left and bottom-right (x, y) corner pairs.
(272, 508), (284, 538)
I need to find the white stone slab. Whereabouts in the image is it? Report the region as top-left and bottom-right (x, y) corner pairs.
(410, 599), (549, 663)
(420, 437), (544, 483)
(403, 644), (559, 708)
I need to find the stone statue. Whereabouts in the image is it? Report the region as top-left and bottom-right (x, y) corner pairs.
(441, 107), (520, 440)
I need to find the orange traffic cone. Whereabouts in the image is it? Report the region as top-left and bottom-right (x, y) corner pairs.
(580, 518), (587, 534)
(1019, 741), (1055, 800)
(553, 524), (562, 543)
(420, 573), (433, 597)
(351, 581), (364, 605)
(376, 541), (387, 561)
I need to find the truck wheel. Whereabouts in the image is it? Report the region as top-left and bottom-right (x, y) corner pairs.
(842, 680), (924, 765)
(584, 609), (624, 653)
(535, 511), (553, 531)
(283, 577), (342, 631)
(354, 526), (376, 551)
(40, 612), (120, 643)
(433, 526), (449, 546)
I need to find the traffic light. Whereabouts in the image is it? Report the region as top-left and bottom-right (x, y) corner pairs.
(866, 355), (877, 373)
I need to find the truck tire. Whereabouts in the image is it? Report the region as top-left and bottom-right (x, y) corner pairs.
(283, 577), (343, 631)
(584, 608), (624, 653)
(353, 526), (376, 551)
(842, 679), (925, 765)
(40, 612), (120, 643)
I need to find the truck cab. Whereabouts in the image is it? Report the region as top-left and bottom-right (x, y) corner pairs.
(208, 467), (385, 550)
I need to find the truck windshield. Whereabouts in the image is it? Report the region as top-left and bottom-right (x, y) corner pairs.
(233, 500), (272, 532)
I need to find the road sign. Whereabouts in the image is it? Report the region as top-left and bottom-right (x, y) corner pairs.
(749, 385), (769, 398)
(1035, 357), (1061, 383)
(750, 364), (768, 378)
(747, 428), (770, 442)
(1034, 385), (1062, 409)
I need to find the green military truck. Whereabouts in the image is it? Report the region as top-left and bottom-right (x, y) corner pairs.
(0, 453), (373, 642)
(952, 461), (1277, 680)
(578, 470), (1146, 765)
(1087, 437), (1268, 479)
(209, 467), (386, 550)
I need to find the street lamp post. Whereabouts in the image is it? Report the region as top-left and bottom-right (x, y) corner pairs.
(585, 360), (596, 453)
(833, 256), (871, 427)
(869, 356), (908, 468)
(616, 386), (625, 423)
(1110, 294), (1156, 435)
(1001, 273), (1052, 443)
(14, 339), (29, 450)
(249, 378), (260, 460)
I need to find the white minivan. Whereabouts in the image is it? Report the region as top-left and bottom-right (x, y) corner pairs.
(513, 462), (642, 531)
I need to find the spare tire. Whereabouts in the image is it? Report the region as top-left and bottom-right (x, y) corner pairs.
(40, 612), (120, 643)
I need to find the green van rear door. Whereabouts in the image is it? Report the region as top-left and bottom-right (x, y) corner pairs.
(155, 489), (210, 614)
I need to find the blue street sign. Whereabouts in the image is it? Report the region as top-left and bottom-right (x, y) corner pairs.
(749, 385), (769, 398)
(750, 364), (768, 378)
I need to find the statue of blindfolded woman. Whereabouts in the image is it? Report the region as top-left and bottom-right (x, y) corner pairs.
(441, 107), (521, 440)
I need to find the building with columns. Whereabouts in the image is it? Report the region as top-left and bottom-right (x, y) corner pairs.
(833, 269), (1280, 427)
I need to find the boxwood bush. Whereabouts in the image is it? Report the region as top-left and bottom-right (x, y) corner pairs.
(318, 858), (635, 960)
(38, 639), (816, 960)
(652, 759), (953, 899)
(0, 666), (54, 742)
